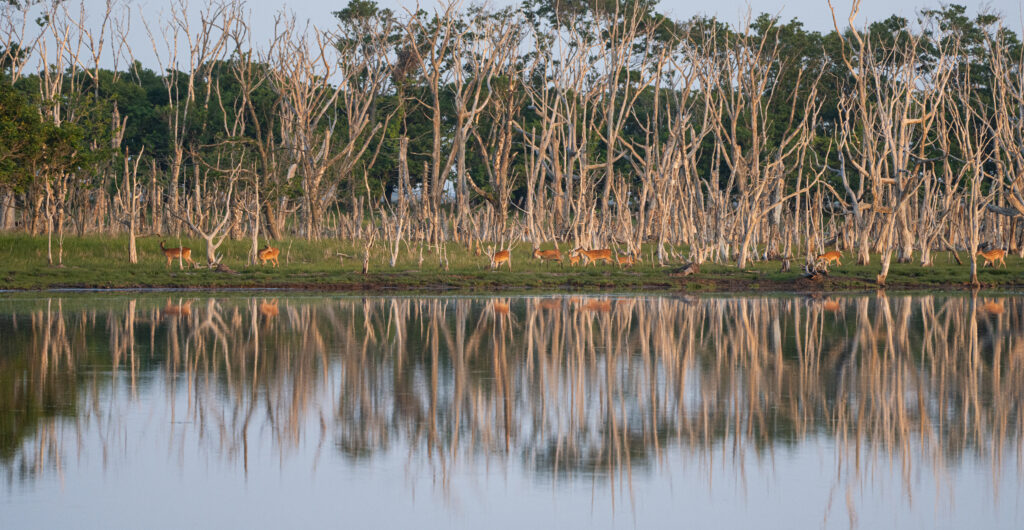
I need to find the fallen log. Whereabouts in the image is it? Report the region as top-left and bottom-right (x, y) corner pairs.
(213, 263), (239, 275)
(669, 262), (700, 277)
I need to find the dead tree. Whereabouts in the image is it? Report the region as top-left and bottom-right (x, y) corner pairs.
(144, 0), (237, 236)
(268, 11), (390, 240)
(115, 147), (145, 264)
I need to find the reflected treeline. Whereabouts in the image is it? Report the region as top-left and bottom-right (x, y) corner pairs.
(1, 294), (1022, 505)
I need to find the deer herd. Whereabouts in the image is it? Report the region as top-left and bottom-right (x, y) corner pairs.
(160, 240), (279, 269)
(487, 246), (638, 270)
(160, 239), (646, 272)
(158, 239), (1011, 275)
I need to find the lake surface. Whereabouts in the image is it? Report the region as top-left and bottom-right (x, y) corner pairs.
(1, 293), (1022, 529)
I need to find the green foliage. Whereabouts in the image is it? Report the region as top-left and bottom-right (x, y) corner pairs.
(0, 80), (45, 191)
(0, 77), (88, 191)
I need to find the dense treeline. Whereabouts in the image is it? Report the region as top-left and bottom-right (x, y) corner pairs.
(0, 0), (1022, 284)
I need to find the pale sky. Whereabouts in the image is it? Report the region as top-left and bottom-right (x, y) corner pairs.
(212, 0), (1024, 33)
(12, 0), (1024, 71)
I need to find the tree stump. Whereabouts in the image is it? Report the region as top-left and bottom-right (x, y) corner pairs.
(802, 264), (828, 282)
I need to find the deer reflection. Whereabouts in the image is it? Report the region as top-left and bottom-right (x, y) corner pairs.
(2, 294), (1024, 524)
(258, 299), (279, 319)
(981, 299), (1005, 315)
(580, 299), (612, 312)
(161, 300), (191, 319)
(490, 299), (510, 316)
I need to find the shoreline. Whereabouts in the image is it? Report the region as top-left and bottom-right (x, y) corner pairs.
(3, 236), (1021, 295)
(1, 274), (1021, 295)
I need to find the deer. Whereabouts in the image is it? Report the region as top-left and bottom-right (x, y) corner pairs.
(573, 247), (614, 266)
(160, 240), (196, 269)
(533, 247), (563, 263)
(257, 245), (280, 267)
(568, 251), (581, 266)
(487, 247), (512, 271)
(977, 248), (1007, 268)
(816, 250), (842, 268)
(616, 252), (640, 267)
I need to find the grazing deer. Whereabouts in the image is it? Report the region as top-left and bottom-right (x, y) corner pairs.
(257, 246), (280, 267)
(816, 250), (842, 268)
(977, 249), (1007, 268)
(488, 248), (512, 271)
(160, 240), (195, 268)
(533, 248), (563, 263)
(616, 253), (640, 267)
(573, 247), (614, 266)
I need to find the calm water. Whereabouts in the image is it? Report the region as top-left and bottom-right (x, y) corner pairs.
(1, 293), (1022, 529)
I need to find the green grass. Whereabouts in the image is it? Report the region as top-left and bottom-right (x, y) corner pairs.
(0, 234), (1019, 293)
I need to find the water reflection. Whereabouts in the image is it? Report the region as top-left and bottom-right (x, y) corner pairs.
(1, 294), (1022, 526)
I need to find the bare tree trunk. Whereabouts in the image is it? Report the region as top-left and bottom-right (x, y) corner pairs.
(0, 191), (13, 231)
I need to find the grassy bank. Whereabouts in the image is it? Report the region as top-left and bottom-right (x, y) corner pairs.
(0, 234), (1020, 293)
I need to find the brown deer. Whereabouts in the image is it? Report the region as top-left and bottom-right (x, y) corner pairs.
(616, 253), (640, 267)
(816, 250), (842, 268)
(573, 247), (614, 266)
(568, 251), (581, 266)
(257, 246), (280, 267)
(532, 248), (563, 263)
(160, 240), (195, 268)
(488, 248), (512, 271)
(977, 249), (1007, 268)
